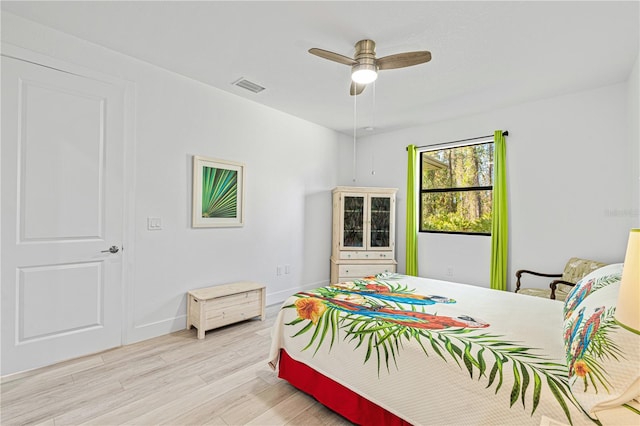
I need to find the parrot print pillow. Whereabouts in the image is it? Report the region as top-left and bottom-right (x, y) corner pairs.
(563, 263), (640, 415)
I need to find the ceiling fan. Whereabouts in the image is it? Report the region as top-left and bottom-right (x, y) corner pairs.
(308, 39), (432, 95)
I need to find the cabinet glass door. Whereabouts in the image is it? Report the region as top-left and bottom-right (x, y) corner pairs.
(342, 195), (365, 248)
(369, 196), (391, 248)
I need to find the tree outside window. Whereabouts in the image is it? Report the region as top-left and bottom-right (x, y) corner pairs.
(420, 142), (494, 235)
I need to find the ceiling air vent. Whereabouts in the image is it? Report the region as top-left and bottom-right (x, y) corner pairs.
(232, 78), (266, 94)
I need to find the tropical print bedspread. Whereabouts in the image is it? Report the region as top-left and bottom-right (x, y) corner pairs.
(269, 275), (607, 425)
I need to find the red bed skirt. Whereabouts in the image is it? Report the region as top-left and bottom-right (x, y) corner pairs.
(278, 349), (412, 426)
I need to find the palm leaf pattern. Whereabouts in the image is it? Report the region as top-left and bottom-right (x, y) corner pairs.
(566, 307), (625, 394)
(284, 279), (594, 425)
(564, 273), (621, 320)
(202, 166), (237, 218)
(563, 272), (625, 397)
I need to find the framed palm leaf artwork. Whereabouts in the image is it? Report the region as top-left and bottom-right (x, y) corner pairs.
(192, 156), (245, 227)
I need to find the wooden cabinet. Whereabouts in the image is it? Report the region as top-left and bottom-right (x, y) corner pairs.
(330, 187), (397, 283)
(187, 281), (265, 339)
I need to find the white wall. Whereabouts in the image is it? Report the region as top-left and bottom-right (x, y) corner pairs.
(342, 80), (638, 290)
(3, 11), (638, 354)
(2, 13), (341, 344)
(629, 53), (640, 226)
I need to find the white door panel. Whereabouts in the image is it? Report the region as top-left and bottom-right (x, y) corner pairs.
(21, 80), (106, 241)
(18, 262), (103, 341)
(1, 55), (125, 376)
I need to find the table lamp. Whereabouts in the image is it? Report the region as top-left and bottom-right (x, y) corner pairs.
(615, 229), (640, 333)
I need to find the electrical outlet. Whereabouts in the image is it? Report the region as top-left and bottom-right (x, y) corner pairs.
(446, 267), (454, 277)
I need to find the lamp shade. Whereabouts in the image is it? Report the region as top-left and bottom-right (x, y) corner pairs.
(615, 228), (640, 332)
(351, 63), (378, 84)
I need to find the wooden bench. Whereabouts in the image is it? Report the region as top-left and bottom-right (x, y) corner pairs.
(186, 281), (266, 339)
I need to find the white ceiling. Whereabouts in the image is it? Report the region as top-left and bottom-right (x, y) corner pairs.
(2, 1), (638, 135)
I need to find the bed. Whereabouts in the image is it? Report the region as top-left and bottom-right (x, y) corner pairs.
(268, 264), (640, 425)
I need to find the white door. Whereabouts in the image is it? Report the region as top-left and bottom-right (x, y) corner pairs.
(1, 54), (125, 376)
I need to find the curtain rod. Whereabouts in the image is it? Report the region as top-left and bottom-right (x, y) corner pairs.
(408, 131), (509, 151)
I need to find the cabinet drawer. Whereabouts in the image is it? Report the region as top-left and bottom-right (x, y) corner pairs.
(338, 264), (396, 278)
(339, 251), (392, 260)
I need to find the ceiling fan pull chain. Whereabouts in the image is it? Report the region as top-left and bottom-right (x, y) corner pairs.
(353, 91), (357, 182)
(371, 82), (376, 176)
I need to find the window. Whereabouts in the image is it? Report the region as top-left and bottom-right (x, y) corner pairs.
(420, 141), (494, 235)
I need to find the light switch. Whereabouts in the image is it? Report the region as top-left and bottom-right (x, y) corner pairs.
(147, 217), (162, 230)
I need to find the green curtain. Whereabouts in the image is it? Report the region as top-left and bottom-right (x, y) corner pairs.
(490, 130), (508, 290)
(406, 144), (418, 276)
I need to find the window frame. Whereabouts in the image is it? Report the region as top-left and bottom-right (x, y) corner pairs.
(418, 140), (494, 236)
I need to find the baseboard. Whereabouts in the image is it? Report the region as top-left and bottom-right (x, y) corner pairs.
(127, 314), (187, 344)
(127, 279), (330, 344)
(266, 280), (329, 306)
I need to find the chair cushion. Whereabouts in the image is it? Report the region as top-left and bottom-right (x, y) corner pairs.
(554, 283), (575, 301)
(518, 284), (573, 301)
(562, 257), (607, 284)
(518, 287), (554, 299)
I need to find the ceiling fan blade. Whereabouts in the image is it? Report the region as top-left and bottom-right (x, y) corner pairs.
(350, 81), (366, 96)
(308, 48), (358, 66)
(377, 51), (432, 70)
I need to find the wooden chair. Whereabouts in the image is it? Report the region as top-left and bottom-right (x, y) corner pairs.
(515, 257), (607, 301)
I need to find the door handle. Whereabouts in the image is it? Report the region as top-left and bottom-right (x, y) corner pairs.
(101, 245), (120, 254)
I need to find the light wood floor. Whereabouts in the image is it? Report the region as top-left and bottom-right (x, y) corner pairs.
(0, 304), (353, 426)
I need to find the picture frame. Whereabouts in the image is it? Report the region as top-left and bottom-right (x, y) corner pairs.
(192, 155), (245, 227)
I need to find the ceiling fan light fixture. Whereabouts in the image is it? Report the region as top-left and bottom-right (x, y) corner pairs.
(351, 63), (378, 84)
(309, 39), (431, 95)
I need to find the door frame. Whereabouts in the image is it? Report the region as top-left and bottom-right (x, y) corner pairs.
(1, 42), (136, 352)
